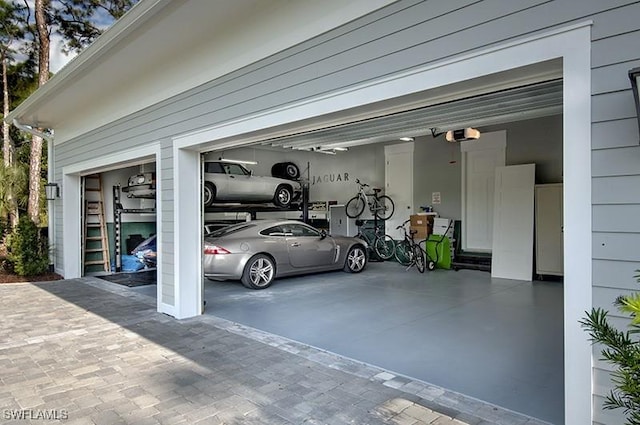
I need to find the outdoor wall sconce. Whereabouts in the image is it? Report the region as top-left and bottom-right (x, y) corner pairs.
(628, 67), (640, 140)
(44, 182), (60, 200)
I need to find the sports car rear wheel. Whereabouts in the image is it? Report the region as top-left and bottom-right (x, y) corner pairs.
(344, 245), (367, 273)
(241, 254), (275, 289)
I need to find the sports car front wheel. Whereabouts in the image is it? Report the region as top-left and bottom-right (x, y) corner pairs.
(344, 245), (367, 273)
(241, 254), (275, 289)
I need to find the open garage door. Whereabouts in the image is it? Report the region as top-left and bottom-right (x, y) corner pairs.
(80, 162), (158, 291)
(197, 63), (565, 423)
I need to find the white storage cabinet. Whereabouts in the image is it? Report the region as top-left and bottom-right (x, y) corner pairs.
(534, 183), (563, 277)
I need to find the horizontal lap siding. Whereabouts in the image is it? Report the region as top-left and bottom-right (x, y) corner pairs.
(589, 1), (640, 415)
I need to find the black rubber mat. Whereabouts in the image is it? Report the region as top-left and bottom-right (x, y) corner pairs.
(98, 270), (156, 287)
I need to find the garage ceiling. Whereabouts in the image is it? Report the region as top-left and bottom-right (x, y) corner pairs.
(258, 78), (562, 152)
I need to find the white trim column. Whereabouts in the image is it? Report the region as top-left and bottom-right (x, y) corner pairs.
(173, 147), (203, 319)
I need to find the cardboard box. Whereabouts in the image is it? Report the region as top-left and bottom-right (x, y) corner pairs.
(410, 214), (433, 240)
(410, 226), (430, 240)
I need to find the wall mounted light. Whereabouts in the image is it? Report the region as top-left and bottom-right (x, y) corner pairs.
(399, 137), (414, 142)
(44, 182), (60, 200)
(217, 157), (258, 165)
(628, 67), (640, 139)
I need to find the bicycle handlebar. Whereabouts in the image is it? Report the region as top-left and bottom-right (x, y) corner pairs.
(355, 179), (369, 187)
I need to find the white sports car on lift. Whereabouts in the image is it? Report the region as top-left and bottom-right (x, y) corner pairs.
(203, 161), (302, 208)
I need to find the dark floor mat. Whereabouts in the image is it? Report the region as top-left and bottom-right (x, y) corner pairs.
(98, 270), (156, 287)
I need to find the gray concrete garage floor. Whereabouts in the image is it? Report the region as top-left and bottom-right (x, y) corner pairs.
(202, 263), (564, 425)
(0, 278), (551, 425)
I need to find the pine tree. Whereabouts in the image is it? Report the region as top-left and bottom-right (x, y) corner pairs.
(18, 0), (139, 224)
(0, 0), (25, 228)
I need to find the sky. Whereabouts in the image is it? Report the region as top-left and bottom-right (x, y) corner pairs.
(29, 0), (122, 74)
(50, 35), (75, 73)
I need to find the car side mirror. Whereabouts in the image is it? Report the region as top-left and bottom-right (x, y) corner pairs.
(320, 229), (327, 239)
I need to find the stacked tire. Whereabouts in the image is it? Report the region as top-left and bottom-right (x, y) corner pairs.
(271, 162), (300, 180)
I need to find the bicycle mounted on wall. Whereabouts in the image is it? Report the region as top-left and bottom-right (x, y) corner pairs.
(345, 179), (395, 220)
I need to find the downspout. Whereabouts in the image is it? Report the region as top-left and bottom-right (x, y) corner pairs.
(12, 119), (56, 271)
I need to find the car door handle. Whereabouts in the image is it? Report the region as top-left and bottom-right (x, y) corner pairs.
(290, 242), (300, 247)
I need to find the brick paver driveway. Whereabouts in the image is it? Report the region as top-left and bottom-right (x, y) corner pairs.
(0, 278), (548, 425)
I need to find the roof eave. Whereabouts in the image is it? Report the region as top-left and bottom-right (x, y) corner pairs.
(5, 0), (172, 127)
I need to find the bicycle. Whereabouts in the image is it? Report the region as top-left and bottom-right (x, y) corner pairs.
(394, 219), (426, 273)
(354, 219), (396, 261)
(345, 179), (395, 220)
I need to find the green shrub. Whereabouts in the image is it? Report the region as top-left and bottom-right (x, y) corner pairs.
(581, 276), (640, 425)
(6, 217), (49, 276)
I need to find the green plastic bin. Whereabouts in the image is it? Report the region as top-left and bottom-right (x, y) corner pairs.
(424, 235), (452, 269)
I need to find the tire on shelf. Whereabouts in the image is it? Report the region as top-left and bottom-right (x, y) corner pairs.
(271, 162), (300, 180)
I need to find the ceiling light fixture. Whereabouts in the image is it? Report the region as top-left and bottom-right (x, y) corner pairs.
(399, 137), (414, 142)
(218, 157), (258, 165)
(311, 147), (337, 155)
(445, 128), (481, 143)
(332, 147), (349, 151)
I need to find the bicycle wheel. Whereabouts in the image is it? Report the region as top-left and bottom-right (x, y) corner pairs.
(413, 244), (425, 273)
(374, 195), (395, 220)
(345, 196), (366, 218)
(373, 234), (396, 260)
(418, 239), (437, 271)
(394, 240), (412, 266)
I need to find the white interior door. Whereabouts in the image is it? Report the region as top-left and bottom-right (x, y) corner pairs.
(461, 131), (506, 252)
(491, 164), (536, 281)
(385, 143), (413, 239)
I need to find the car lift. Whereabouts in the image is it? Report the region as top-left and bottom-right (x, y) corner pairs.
(112, 184), (156, 272)
(203, 184), (311, 221)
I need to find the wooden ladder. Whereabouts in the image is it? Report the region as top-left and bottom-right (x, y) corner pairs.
(83, 175), (110, 273)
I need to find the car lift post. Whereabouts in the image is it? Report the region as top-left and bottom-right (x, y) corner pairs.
(113, 184), (156, 272)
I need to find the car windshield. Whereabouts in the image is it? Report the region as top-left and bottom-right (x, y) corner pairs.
(208, 223), (255, 237)
(222, 163), (250, 176)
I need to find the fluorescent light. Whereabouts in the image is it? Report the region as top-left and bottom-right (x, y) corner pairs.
(218, 158), (258, 165)
(332, 147), (349, 151)
(399, 137), (414, 142)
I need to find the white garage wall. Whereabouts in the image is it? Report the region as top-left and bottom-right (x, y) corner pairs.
(210, 143), (387, 203)
(413, 114), (563, 220)
(212, 114), (562, 224)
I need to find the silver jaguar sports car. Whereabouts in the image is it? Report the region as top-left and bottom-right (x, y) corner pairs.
(203, 220), (368, 289)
